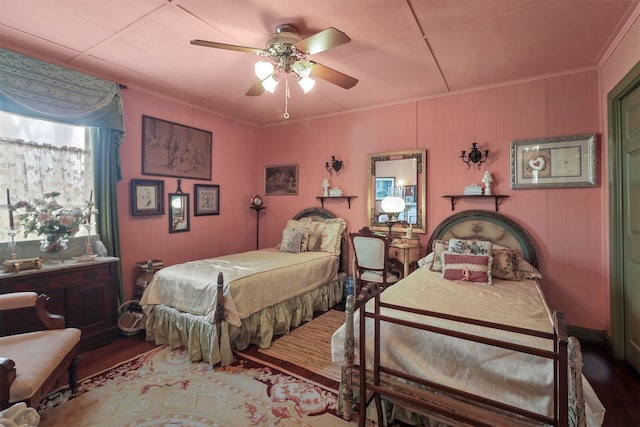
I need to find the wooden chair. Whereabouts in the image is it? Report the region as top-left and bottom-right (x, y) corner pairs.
(350, 227), (400, 295)
(0, 292), (81, 410)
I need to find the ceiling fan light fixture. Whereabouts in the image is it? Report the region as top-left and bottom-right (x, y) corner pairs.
(261, 73), (279, 93)
(292, 59), (313, 77)
(255, 61), (275, 80)
(298, 76), (315, 93)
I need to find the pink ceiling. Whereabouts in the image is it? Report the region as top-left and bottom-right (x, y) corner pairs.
(0, 0), (637, 126)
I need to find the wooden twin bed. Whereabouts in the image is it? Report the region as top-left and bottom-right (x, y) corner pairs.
(332, 210), (605, 427)
(141, 207), (348, 366)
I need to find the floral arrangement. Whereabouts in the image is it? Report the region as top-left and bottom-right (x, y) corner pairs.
(9, 192), (96, 251)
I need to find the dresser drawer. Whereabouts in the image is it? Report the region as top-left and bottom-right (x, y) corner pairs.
(6, 264), (113, 292)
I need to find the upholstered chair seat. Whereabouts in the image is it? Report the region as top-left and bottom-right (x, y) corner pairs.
(0, 292), (80, 410)
(350, 227), (400, 295)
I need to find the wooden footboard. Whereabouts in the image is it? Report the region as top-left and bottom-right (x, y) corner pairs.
(341, 283), (582, 427)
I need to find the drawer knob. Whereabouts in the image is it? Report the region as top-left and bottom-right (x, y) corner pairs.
(83, 271), (99, 279)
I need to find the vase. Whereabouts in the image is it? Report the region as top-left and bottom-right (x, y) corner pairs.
(40, 235), (68, 263)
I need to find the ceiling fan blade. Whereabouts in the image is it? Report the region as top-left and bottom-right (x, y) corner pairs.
(309, 61), (358, 89)
(295, 27), (351, 55)
(190, 39), (264, 55)
(245, 80), (265, 96)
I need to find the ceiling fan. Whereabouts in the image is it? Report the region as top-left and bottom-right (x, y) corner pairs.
(190, 24), (358, 98)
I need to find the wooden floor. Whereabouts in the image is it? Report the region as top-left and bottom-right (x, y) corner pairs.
(77, 334), (639, 426)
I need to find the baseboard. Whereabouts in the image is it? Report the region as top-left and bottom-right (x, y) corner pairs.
(567, 325), (608, 344)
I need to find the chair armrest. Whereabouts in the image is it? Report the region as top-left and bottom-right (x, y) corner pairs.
(0, 292), (38, 311)
(35, 294), (65, 330)
(0, 357), (17, 409)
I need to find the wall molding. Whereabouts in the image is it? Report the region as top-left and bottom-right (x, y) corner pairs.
(567, 325), (608, 345)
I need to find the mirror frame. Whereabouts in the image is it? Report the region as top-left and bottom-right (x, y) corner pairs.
(169, 192), (190, 233)
(367, 149), (426, 234)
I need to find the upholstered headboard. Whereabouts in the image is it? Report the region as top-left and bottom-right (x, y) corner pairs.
(293, 207), (348, 273)
(427, 209), (538, 268)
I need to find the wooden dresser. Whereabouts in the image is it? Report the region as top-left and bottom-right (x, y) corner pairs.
(0, 257), (120, 351)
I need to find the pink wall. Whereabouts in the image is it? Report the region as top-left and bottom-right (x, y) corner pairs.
(116, 11), (639, 333)
(118, 90), (260, 297)
(259, 70), (605, 330)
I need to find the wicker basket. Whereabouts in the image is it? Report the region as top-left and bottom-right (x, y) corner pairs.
(117, 300), (145, 336)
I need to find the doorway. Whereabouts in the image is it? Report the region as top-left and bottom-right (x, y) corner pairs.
(608, 61), (640, 373)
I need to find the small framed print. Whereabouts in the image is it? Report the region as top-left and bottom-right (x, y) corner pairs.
(131, 179), (164, 216)
(265, 164), (298, 195)
(194, 184), (220, 216)
(510, 134), (597, 189)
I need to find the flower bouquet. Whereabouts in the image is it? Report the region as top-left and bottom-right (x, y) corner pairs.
(10, 192), (96, 253)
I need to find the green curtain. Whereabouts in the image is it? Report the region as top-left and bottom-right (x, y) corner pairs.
(91, 128), (125, 304)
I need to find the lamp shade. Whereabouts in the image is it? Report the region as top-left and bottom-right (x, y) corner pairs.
(381, 196), (405, 219)
(255, 61), (274, 80)
(298, 76), (315, 93)
(261, 74), (279, 93)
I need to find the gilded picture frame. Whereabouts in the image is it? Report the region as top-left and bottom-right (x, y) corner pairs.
(510, 134), (597, 189)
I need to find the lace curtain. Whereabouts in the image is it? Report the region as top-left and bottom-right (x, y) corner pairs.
(0, 136), (93, 239)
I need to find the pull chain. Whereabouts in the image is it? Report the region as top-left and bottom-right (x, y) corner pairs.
(283, 74), (290, 119)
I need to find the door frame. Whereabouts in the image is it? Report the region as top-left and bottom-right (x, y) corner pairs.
(607, 60), (640, 359)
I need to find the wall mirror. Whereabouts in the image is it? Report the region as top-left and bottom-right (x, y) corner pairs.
(368, 149), (426, 234)
(169, 193), (190, 233)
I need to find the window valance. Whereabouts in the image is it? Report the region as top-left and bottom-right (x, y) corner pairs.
(0, 48), (124, 132)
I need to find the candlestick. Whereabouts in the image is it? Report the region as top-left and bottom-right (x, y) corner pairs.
(7, 189), (14, 228)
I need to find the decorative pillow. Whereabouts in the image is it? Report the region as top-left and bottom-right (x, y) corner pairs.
(441, 252), (493, 285)
(285, 219), (311, 252)
(448, 238), (493, 256)
(429, 240), (448, 272)
(417, 252), (433, 269)
(491, 248), (522, 280)
(307, 232), (323, 252)
(279, 227), (305, 253)
(518, 259), (543, 279)
(307, 219), (345, 256)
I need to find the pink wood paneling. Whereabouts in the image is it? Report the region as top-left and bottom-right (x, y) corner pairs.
(118, 89), (260, 296)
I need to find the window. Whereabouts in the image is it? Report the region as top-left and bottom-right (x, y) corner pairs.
(1, 110), (94, 242)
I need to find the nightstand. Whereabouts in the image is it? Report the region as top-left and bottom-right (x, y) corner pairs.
(389, 240), (421, 278)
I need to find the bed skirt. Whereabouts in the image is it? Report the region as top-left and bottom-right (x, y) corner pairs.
(144, 274), (345, 366)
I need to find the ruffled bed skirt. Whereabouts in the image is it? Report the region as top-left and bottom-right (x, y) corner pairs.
(144, 274), (345, 366)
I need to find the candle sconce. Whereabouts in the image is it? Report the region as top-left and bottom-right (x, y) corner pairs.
(325, 155), (343, 176)
(460, 143), (489, 169)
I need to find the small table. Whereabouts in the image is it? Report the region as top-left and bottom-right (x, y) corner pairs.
(389, 240), (421, 278)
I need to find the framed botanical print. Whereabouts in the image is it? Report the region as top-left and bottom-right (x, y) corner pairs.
(131, 179), (164, 216)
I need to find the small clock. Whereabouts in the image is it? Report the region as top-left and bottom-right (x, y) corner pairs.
(250, 195), (264, 208)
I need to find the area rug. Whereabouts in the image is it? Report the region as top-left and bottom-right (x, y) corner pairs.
(37, 345), (353, 426)
(255, 310), (345, 383)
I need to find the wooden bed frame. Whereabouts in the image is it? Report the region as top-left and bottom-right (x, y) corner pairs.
(145, 207), (348, 366)
(339, 210), (585, 427)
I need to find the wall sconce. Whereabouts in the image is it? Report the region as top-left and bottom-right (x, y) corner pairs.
(325, 155), (344, 176)
(460, 142), (489, 169)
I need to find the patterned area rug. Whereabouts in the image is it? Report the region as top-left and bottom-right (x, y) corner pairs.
(254, 310), (345, 383)
(38, 345), (353, 426)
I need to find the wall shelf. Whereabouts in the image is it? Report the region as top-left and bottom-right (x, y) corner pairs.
(442, 195), (509, 212)
(317, 196), (357, 209)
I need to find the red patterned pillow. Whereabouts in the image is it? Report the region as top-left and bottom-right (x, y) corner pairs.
(442, 253), (493, 285)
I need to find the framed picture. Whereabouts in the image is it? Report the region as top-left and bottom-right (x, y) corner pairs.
(169, 192), (190, 233)
(510, 134), (597, 189)
(265, 164), (298, 195)
(131, 179), (164, 216)
(142, 115), (212, 180)
(194, 184), (220, 216)
(375, 177), (395, 200)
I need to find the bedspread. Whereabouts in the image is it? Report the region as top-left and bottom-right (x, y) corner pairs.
(331, 268), (605, 425)
(141, 248), (338, 326)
